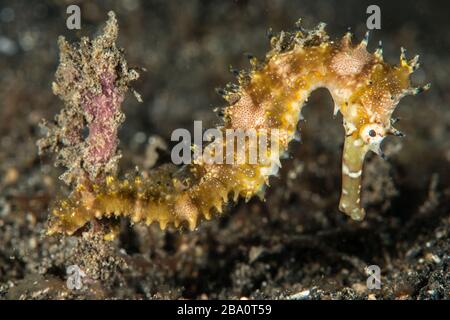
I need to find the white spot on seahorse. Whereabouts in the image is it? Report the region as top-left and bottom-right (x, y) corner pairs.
(353, 139), (363, 147)
(343, 120), (357, 135)
(342, 164), (362, 178)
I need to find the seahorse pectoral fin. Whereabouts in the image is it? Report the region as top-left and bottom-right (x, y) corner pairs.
(339, 134), (369, 221)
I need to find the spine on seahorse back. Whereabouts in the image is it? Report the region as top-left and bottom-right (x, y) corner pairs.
(47, 20), (429, 236)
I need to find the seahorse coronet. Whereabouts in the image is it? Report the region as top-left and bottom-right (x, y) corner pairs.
(47, 17), (429, 237)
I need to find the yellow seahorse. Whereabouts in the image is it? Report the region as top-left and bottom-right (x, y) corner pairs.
(47, 16), (429, 237)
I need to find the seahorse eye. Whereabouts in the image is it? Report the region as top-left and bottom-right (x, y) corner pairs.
(360, 123), (385, 145)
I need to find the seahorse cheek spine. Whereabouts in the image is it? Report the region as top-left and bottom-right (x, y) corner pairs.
(47, 21), (429, 237)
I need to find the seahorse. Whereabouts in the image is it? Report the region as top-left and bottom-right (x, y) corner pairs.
(47, 19), (429, 237)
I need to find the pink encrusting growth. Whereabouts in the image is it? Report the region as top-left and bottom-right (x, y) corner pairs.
(83, 72), (124, 171)
(38, 12), (140, 186)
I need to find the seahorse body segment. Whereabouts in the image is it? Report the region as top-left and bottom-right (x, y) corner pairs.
(47, 18), (429, 237)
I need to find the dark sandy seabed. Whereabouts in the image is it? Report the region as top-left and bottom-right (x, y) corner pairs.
(0, 0), (448, 299)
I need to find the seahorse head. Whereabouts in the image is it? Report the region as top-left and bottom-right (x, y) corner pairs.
(329, 32), (430, 220)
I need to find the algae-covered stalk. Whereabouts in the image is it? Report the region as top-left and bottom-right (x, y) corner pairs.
(37, 11), (141, 186)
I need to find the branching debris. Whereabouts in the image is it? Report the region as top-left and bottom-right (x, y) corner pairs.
(37, 11), (141, 186)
